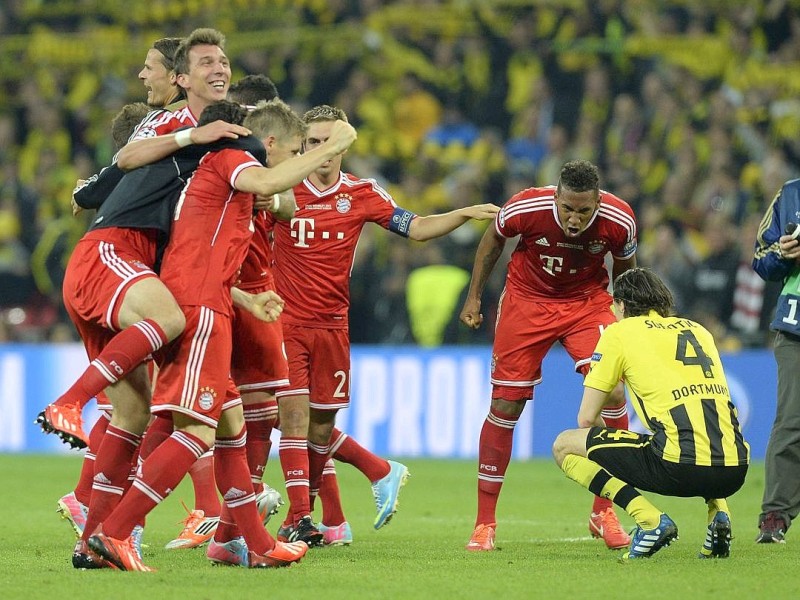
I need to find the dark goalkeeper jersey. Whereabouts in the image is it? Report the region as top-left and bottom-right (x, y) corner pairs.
(88, 135), (266, 235)
(86, 133), (266, 270)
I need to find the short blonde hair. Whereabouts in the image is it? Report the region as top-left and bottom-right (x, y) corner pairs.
(245, 99), (307, 141)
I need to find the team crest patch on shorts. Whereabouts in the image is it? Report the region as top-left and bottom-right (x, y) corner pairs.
(491, 353), (498, 373)
(197, 387), (217, 410)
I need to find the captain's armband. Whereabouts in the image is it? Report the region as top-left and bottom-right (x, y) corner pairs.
(388, 207), (416, 237)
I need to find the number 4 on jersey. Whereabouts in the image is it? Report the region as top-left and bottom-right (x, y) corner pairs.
(675, 329), (714, 379)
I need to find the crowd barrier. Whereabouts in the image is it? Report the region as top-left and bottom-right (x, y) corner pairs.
(0, 344), (774, 459)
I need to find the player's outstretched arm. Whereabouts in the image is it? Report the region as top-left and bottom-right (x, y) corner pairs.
(234, 121), (357, 197)
(459, 226), (506, 330)
(231, 287), (285, 323)
(116, 120), (252, 171)
(407, 203), (499, 241)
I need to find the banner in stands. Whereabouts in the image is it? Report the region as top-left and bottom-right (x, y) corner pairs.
(0, 344), (774, 459)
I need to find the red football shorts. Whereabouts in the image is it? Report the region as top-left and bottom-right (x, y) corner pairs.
(63, 228), (159, 353)
(151, 305), (241, 427)
(490, 288), (616, 401)
(276, 323), (350, 411)
(230, 290), (289, 393)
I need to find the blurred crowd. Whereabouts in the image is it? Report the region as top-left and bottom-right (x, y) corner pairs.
(1, 0), (799, 348)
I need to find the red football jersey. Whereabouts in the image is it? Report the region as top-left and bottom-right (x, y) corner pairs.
(237, 210), (275, 291)
(271, 172), (401, 328)
(159, 148), (261, 315)
(128, 105), (199, 141)
(497, 185), (637, 300)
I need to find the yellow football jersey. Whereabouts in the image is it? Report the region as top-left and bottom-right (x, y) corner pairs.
(585, 311), (750, 467)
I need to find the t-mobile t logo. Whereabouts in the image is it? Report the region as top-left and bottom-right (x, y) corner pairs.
(540, 254), (564, 275)
(290, 217), (346, 247)
(290, 218), (315, 248)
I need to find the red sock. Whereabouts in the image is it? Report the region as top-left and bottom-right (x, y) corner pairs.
(593, 402), (629, 512)
(58, 319), (168, 407)
(214, 512), (241, 543)
(600, 402), (629, 430)
(329, 428), (389, 482)
(81, 424), (141, 541)
(189, 452), (220, 517)
(319, 459), (346, 526)
(124, 444), (142, 494)
(74, 413), (111, 505)
(279, 436), (310, 523)
(103, 430), (208, 540)
(215, 426), (274, 555)
(139, 414), (173, 460)
(476, 406), (518, 526)
(243, 400), (278, 494)
(307, 441), (329, 500)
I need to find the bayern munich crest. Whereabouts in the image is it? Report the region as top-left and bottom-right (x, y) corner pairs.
(197, 386), (217, 410)
(335, 194), (352, 213)
(587, 240), (606, 254)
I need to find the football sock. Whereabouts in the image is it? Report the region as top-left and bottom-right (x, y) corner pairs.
(562, 454), (661, 530)
(214, 514), (241, 544)
(329, 428), (389, 482)
(279, 436), (310, 521)
(707, 498), (730, 523)
(215, 426), (274, 555)
(103, 430), (209, 540)
(189, 451), (221, 517)
(600, 402), (629, 430)
(243, 399), (278, 494)
(139, 414), (173, 460)
(57, 319), (168, 407)
(81, 424), (141, 541)
(476, 406), (518, 526)
(319, 459), (346, 526)
(307, 441), (330, 502)
(74, 412), (110, 505)
(124, 444), (141, 494)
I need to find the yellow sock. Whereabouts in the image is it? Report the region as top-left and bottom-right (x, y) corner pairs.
(706, 498), (730, 523)
(561, 454), (661, 529)
(626, 496), (662, 530)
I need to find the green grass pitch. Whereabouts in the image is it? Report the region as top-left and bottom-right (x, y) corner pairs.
(1, 455), (796, 599)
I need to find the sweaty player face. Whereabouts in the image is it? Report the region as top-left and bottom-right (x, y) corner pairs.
(554, 187), (599, 237)
(305, 120), (345, 180)
(139, 49), (177, 108)
(178, 44), (231, 108)
(266, 134), (303, 168)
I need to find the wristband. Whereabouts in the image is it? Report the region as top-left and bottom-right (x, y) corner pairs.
(174, 129), (193, 148)
(271, 193), (281, 212)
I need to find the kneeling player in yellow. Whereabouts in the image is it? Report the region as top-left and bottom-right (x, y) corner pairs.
(552, 268), (750, 559)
